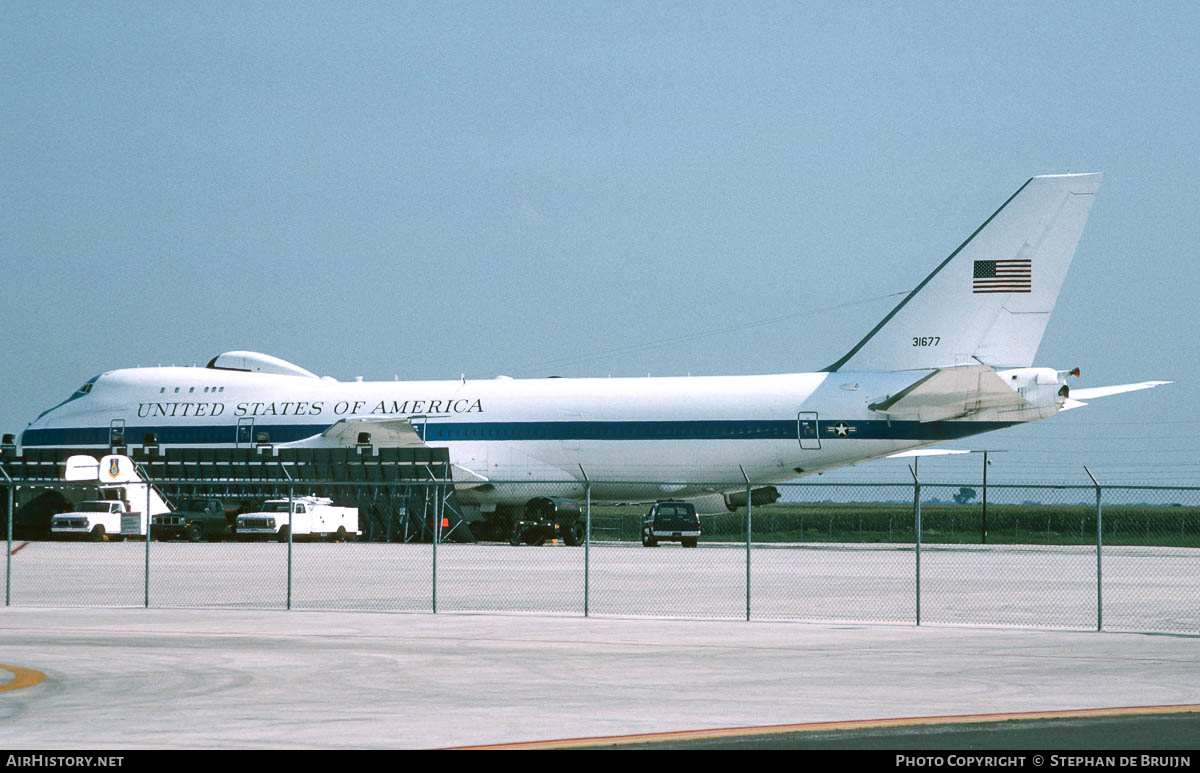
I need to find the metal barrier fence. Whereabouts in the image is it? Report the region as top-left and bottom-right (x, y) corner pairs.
(3, 474), (1199, 634)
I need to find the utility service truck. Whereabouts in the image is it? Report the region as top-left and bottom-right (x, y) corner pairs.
(235, 496), (359, 542)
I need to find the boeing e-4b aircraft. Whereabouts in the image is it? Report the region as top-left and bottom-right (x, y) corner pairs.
(19, 173), (1167, 525)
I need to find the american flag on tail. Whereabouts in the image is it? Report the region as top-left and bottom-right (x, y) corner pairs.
(973, 259), (1032, 293)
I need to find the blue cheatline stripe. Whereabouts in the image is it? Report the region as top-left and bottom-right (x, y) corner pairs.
(20, 419), (1020, 447)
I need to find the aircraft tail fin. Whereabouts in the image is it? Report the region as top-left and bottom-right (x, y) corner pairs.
(826, 173), (1102, 372)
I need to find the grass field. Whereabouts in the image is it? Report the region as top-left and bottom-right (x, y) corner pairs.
(586, 502), (1200, 548)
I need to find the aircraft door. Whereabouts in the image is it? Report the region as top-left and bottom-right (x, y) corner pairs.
(236, 418), (254, 447)
(560, 410), (581, 451)
(409, 415), (427, 441)
(797, 412), (821, 450)
(109, 419), (126, 447)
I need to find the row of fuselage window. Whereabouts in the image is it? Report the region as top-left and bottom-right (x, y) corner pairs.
(159, 386), (226, 394)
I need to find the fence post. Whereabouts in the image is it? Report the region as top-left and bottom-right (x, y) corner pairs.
(910, 461), (921, 626)
(1085, 467), (1102, 631)
(740, 466), (751, 622)
(433, 476), (442, 614)
(2, 467), (13, 607)
(981, 450), (988, 544)
(142, 465), (152, 609)
(285, 471), (294, 612)
(580, 465), (590, 619)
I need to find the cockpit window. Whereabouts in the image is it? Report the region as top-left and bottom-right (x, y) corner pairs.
(34, 374), (101, 421)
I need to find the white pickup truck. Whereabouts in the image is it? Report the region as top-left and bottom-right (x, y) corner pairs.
(51, 499), (142, 541)
(235, 496), (359, 542)
(50, 454), (172, 541)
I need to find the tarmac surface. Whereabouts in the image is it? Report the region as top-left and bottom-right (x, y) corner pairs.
(1, 606), (1198, 749)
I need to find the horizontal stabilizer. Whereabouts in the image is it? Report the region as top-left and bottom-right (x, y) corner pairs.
(868, 365), (1025, 422)
(887, 448), (972, 458)
(1071, 381), (1171, 400)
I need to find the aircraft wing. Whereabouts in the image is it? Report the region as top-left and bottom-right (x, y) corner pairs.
(319, 417), (426, 446)
(317, 418), (491, 486)
(868, 365), (1025, 422)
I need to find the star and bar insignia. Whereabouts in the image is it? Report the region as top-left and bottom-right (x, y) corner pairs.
(830, 422), (854, 437)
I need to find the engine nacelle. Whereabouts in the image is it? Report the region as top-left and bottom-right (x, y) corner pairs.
(724, 486), (782, 512)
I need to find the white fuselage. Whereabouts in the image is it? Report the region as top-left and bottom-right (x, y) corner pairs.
(16, 176), (1120, 506)
(20, 364), (1065, 504)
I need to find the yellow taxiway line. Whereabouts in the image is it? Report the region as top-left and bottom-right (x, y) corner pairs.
(0, 664), (47, 694)
(460, 704), (1200, 749)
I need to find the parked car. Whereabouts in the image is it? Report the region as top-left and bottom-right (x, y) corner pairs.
(641, 501), (700, 547)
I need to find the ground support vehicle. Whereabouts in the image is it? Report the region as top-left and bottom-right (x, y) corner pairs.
(508, 496), (584, 546)
(236, 496), (359, 542)
(641, 500), (701, 547)
(51, 500), (142, 541)
(48, 454), (171, 541)
(152, 498), (238, 542)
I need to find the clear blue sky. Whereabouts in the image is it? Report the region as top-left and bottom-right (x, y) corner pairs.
(2, 1), (1196, 485)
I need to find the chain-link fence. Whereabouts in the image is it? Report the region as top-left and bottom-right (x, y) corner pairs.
(4, 474), (1199, 633)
